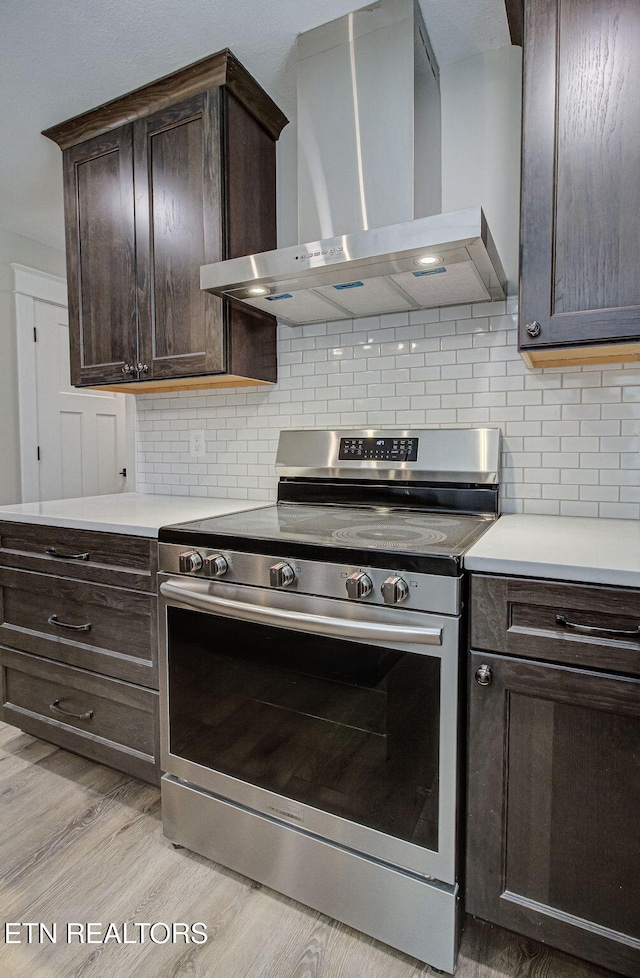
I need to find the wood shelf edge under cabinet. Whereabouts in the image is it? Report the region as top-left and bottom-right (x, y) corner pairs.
(521, 340), (640, 370)
(92, 374), (276, 395)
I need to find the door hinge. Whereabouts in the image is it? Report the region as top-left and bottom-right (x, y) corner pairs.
(37, 446), (41, 461)
(33, 327), (37, 342)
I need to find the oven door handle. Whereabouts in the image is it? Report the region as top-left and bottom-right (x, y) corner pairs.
(160, 580), (442, 647)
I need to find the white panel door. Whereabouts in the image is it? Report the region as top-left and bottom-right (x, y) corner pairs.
(13, 265), (131, 503)
(33, 298), (128, 501)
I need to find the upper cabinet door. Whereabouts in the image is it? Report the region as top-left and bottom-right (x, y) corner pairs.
(135, 92), (225, 381)
(64, 127), (138, 386)
(519, 0), (640, 363)
(45, 50), (287, 392)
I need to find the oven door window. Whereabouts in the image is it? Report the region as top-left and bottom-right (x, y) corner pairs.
(167, 606), (440, 850)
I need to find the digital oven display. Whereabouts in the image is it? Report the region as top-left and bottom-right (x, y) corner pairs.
(338, 437), (418, 462)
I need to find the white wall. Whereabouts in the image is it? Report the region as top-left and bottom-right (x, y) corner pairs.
(440, 45), (522, 294)
(0, 228), (66, 504)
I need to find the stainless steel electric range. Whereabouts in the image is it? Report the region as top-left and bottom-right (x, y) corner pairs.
(157, 427), (501, 974)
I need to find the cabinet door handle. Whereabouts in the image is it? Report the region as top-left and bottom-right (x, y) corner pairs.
(45, 547), (90, 561)
(555, 614), (640, 640)
(47, 614), (92, 632)
(136, 363), (149, 374)
(475, 664), (493, 686)
(50, 699), (94, 721)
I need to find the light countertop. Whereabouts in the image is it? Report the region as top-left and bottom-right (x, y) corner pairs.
(464, 513), (640, 588)
(0, 492), (268, 538)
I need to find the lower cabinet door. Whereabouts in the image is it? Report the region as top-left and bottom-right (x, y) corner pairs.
(1, 647), (159, 784)
(466, 651), (640, 978)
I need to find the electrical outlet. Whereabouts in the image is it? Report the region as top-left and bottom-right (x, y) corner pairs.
(189, 429), (206, 456)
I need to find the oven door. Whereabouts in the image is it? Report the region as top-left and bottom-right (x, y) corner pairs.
(158, 573), (461, 884)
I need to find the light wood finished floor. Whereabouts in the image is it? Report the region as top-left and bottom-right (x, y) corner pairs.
(0, 722), (619, 978)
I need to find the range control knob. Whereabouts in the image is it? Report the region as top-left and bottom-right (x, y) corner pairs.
(381, 576), (409, 605)
(345, 572), (373, 600)
(178, 550), (203, 573)
(203, 553), (229, 578)
(270, 561), (296, 588)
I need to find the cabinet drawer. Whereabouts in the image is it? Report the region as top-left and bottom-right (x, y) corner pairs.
(0, 522), (156, 591)
(471, 574), (640, 675)
(0, 567), (157, 687)
(1, 647), (159, 784)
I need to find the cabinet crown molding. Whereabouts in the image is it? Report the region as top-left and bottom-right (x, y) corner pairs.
(42, 48), (288, 149)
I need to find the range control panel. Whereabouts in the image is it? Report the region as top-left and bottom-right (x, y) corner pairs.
(338, 436), (418, 462)
(159, 543), (461, 616)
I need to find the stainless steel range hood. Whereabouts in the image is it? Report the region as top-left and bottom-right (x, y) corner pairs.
(201, 0), (507, 326)
(201, 207), (505, 325)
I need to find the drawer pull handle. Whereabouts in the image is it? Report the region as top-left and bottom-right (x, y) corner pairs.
(555, 614), (640, 640)
(47, 614), (92, 632)
(45, 547), (90, 561)
(50, 699), (94, 721)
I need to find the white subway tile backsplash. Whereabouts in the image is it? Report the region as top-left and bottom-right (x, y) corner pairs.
(461, 378), (491, 394)
(575, 453), (619, 470)
(562, 468), (598, 485)
(620, 487), (640, 503)
(582, 387), (622, 403)
(526, 500), (561, 515)
(473, 330), (506, 349)
(456, 348), (490, 364)
(441, 334), (474, 351)
(543, 451), (578, 467)
(600, 469), (640, 485)
(439, 304), (473, 321)
(560, 500), (599, 517)
(525, 467), (560, 484)
(603, 403), (640, 420)
(409, 308), (440, 325)
(600, 502), (640, 519)
(473, 362), (507, 378)
(473, 300), (506, 317)
(411, 395), (442, 410)
(442, 364), (473, 380)
(580, 420), (621, 436)
(542, 484), (580, 501)
(541, 420), (579, 436)
(135, 301), (640, 519)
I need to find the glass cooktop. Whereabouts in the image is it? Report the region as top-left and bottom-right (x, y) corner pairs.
(160, 503), (495, 558)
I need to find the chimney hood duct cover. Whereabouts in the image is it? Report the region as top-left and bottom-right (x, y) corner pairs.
(200, 1), (507, 326)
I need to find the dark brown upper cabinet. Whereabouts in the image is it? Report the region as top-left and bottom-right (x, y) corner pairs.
(519, 0), (640, 368)
(44, 51), (288, 393)
(503, 0), (523, 47)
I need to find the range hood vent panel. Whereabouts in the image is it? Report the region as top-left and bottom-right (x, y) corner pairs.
(201, 207), (506, 326)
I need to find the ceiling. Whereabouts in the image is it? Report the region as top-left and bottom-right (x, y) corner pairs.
(0, 0), (510, 252)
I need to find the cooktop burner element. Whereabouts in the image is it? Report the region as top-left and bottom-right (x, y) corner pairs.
(332, 522), (448, 548)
